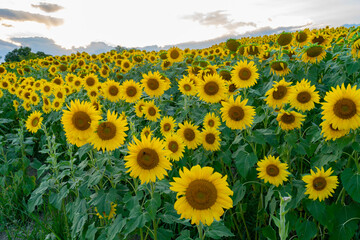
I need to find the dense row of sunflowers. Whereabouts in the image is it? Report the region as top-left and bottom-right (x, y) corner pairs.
(1, 26), (360, 239)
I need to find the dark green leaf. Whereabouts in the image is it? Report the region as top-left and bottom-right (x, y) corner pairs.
(107, 215), (126, 240)
(235, 151), (257, 178)
(295, 218), (317, 240)
(341, 168), (360, 203)
(261, 225), (277, 240)
(205, 221), (234, 239)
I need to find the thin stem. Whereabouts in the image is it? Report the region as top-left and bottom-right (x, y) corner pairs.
(239, 204), (251, 240)
(197, 223), (205, 240)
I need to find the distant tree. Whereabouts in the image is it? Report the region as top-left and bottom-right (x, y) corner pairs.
(114, 45), (128, 53)
(5, 46), (51, 62)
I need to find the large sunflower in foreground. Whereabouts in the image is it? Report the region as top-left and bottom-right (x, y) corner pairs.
(231, 60), (259, 89)
(25, 110), (43, 133)
(256, 155), (290, 187)
(124, 136), (172, 184)
(197, 73), (226, 103)
(302, 167), (338, 201)
(289, 79), (320, 111)
(177, 121), (202, 149)
(220, 96), (255, 130)
(320, 120), (350, 141)
(170, 165), (233, 226)
(61, 100), (101, 144)
(276, 110), (305, 131)
(265, 78), (294, 109)
(89, 110), (128, 152)
(321, 84), (360, 130)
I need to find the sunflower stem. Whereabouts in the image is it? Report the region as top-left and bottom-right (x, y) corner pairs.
(239, 204), (251, 240)
(149, 181), (158, 240)
(197, 223), (205, 240)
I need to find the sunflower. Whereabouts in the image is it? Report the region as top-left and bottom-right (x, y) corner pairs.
(95, 202), (117, 220)
(276, 110), (305, 131)
(121, 59), (133, 72)
(310, 32), (330, 47)
(134, 99), (146, 118)
(0, 66), (7, 75)
(294, 29), (310, 47)
(270, 60), (291, 76)
(256, 155), (290, 187)
(169, 165), (233, 226)
(99, 67), (110, 78)
(141, 71), (166, 97)
(25, 110), (43, 133)
(83, 73), (99, 91)
(72, 77), (83, 91)
(29, 93), (40, 106)
(177, 120), (202, 149)
(41, 82), (53, 96)
(103, 79), (122, 102)
(141, 126), (153, 139)
(351, 38), (360, 59)
(265, 78), (294, 109)
(197, 73), (226, 103)
(160, 116), (176, 137)
(52, 76), (63, 86)
(201, 127), (221, 151)
(231, 60), (259, 89)
(220, 96), (255, 130)
(89, 110), (128, 152)
(0, 78), (10, 90)
(178, 76), (197, 96)
(120, 79), (142, 103)
(226, 39), (240, 52)
(320, 120), (350, 141)
(124, 136), (172, 184)
(301, 44), (327, 64)
(277, 32), (293, 46)
(165, 134), (185, 161)
(61, 100), (101, 144)
(321, 84), (360, 130)
(302, 167), (339, 201)
(203, 112), (221, 129)
(167, 47), (183, 63)
(289, 79), (320, 111)
(52, 99), (64, 111)
(143, 100), (161, 122)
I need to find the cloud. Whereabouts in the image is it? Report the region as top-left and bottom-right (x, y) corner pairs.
(1, 23), (13, 27)
(183, 10), (256, 32)
(0, 8), (63, 27)
(31, 2), (64, 13)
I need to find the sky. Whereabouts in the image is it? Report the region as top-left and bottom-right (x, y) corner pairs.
(0, 0), (360, 57)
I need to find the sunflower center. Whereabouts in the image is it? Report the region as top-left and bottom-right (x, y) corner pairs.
(226, 39), (239, 52)
(277, 33), (292, 46)
(296, 32), (307, 42)
(205, 133), (215, 144)
(86, 77), (95, 87)
(186, 179), (217, 210)
(247, 45), (259, 55)
(44, 86), (51, 92)
(183, 84), (191, 91)
(170, 50), (180, 59)
(208, 119), (215, 127)
(148, 107), (156, 116)
(313, 177), (327, 191)
(272, 86), (288, 100)
(32, 96), (37, 102)
(333, 98), (357, 119)
(220, 71), (231, 81)
(281, 113), (295, 124)
(97, 122), (116, 140)
(72, 111), (91, 131)
(31, 117), (39, 127)
(75, 81), (81, 86)
(306, 46), (323, 57)
(124, 62), (130, 68)
(238, 68), (251, 80)
(297, 91), (311, 103)
(136, 148), (159, 170)
(229, 106), (244, 121)
(266, 164), (280, 177)
(109, 86), (119, 96)
(271, 62), (287, 71)
(184, 128), (195, 141)
(312, 36), (325, 45)
(126, 86), (137, 97)
(229, 84), (237, 93)
(204, 81), (219, 96)
(53, 78), (61, 85)
(168, 141), (179, 153)
(163, 123), (171, 132)
(147, 78), (159, 90)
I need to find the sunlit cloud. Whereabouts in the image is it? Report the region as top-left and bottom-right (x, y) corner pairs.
(31, 2), (64, 13)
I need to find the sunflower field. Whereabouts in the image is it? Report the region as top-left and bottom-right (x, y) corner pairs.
(1, 26), (360, 240)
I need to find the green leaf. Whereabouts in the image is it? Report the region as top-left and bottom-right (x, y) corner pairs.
(85, 223), (97, 240)
(49, 185), (69, 210)
(176, 230), (192, 240)
(146, 192), (161, 220)
(71, 213), (88, 238)
(235, 151), (257, 178)
(295, 218), (317, 240)
(77, 143), (93, 160)
(124, 212), (149, 237)
(312, 154), (338, 168)
(27, 180), (49, 212)
(157, 227), (174, 240)
(341, 168), (360, 203)
(232, 181), (246, 205)
(304, 200), (329, 227)
(205, 221), (234, 239)
(261, 225), (277, 240)
(328, 203), (360, 240)
(107, 215), (126, 240)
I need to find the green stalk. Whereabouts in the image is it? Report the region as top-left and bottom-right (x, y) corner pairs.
(197, 223), (205, 240)
(150, 182), (157, 240)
